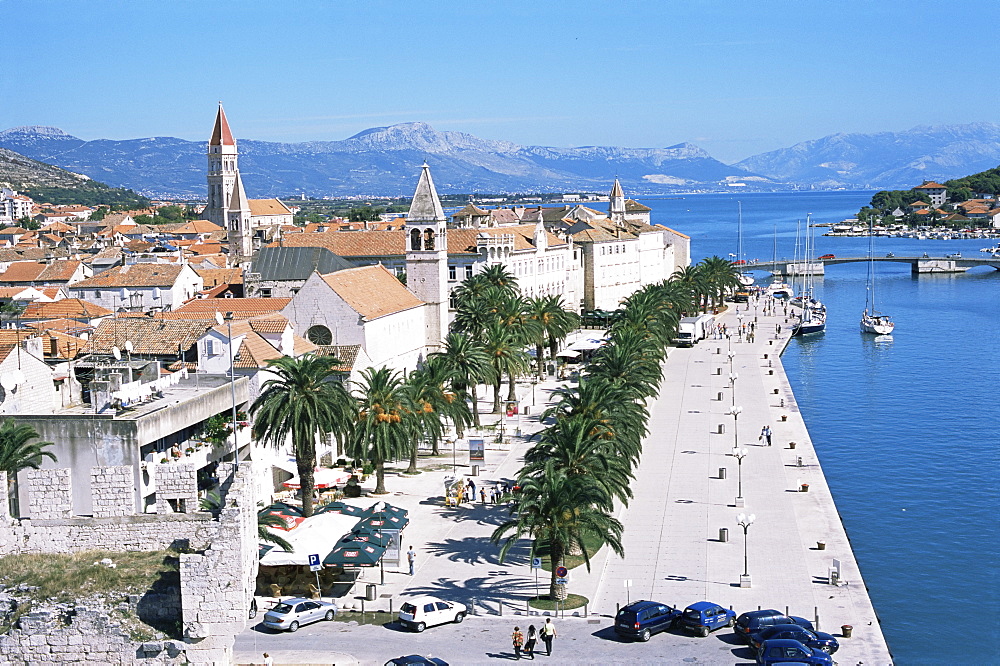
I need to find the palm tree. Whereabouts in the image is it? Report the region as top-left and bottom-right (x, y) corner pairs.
(482, 320), (530, 413)
(527, 296), (580, 378)
(403, 356), (471, 470)
(491, 461), (624, 601)
(348, 367), (411, 495)
(0, 418), (56, 517)
(431, 332), (494, 429)
(251, 354), (354, 517)
(480, 264), (519, 294)
(523, 413), (634, 506)
(701, 256), (743, 307)
(671, 265), (711, 313)
(258, 513), (294, 552)
(493, 293), (542, 400)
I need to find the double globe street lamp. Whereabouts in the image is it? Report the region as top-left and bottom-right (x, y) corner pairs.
(737, 513), (756, 588)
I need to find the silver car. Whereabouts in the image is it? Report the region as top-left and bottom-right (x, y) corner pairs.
(262, 597), (338, 632)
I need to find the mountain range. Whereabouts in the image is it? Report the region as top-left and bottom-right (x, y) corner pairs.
(0, 122), (997, 198)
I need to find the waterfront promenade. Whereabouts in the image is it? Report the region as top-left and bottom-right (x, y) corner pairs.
(235, 298), (893, 665)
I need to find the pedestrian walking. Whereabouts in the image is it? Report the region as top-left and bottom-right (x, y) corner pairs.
(524, 625), (537, 659)
(480, 488), (486, 504)
(263, 653), (273, 666)
(541, 618), (556, 656)
(469, 479), (476, 497)
(764, 425), (772, 446)
(512, 626), (524, 659)
(407, 545), (416, 575)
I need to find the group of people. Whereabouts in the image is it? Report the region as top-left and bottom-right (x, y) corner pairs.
(512, 618), (557, 659)
(460, 478), (511, 505)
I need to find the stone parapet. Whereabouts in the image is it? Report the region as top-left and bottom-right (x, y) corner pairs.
(25, 468), (73, 519)
(91, 466), (135, 517)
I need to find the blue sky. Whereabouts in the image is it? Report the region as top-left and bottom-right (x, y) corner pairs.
(4, 0), (997, 162)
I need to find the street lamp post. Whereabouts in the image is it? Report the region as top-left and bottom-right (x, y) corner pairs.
(731, 446), (747, 505)
(728, 372), (738, 406)
(737, 513), (756, 588)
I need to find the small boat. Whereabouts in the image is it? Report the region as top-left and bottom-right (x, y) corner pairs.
(860, 217), (895, 335)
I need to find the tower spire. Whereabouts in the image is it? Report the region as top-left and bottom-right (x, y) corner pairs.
(408, 162), (446, 222)
(209, 103), (235, 146)
(609, 177), (626, 225)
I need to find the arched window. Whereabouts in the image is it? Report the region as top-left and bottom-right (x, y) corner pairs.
(424, 228), (435, 250)
(410, 228), (422, 251)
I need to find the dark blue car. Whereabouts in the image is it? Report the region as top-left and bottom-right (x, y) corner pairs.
(756, 638), (834, 665)
(751, 624), (839, 655)
(735, 609), (815, 644)
(679, 601), (736, 637)
(614, 600), (682, 642)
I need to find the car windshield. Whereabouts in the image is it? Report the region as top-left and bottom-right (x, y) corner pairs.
(271, 603), (293, 614)
(616, 610), (637, 622)
(400, 603), (417, 615)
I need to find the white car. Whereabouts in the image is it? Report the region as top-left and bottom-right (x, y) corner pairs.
(398, 596), (467, 632)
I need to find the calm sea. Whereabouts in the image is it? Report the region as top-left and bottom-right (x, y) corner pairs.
(640, 191), (1000, 665)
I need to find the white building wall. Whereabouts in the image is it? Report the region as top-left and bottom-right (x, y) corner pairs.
(0, 346), (57, 415)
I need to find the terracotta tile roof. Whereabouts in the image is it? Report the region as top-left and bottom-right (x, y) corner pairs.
(188, 242), (224, 255)
(234, 331), (283, 368)
(249, 317), (289, 334)
(83, 317), (212, 356)
(172, 219), (224, 234)
(24, 317), (94, 336)
(653, 224), (690, 239)
(319, 265), (423, 320)
(249, 199), (292, 216)
(0, 330), (38, 346)
(196, 268), (243, 286)
(22, 298), (113, 320)
(915, 181), (946, 189)
(35, 329), (85, 360)
(625, 199), (651, 212)
(71, 263), (188, 288)
(0, 260), (83, 284)
(168, 297), (291, 320)
(293, 335), (320, 357)
(0, 227), (30, 236)
(273, 230), (406, 257)
(316, 344), (361, 371)
(40, 221), (75, 233)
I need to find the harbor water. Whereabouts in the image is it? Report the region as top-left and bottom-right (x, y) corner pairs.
(641, 191), (1000, 664)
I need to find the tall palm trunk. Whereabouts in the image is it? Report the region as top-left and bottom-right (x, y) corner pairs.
(492, 377), (502, 413)
(549, 541), (568, 601)
(536, 342), (546, 379)
(507, 372), (517, 402)
(406, 436), (419, 474)
(470, 386), (481, 427)
(374, 460), (388, 495)
(297, 454), (316, 517)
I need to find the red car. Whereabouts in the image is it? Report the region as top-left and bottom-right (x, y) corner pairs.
(817, 254), (835, 260)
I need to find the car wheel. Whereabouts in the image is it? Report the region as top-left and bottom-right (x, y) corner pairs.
(415, 622), (426, 633)
(454, 612), (466, 624)
(698, 626), (709, 638)
(639, 628), (651, 642)
(727, 617), (735, 628)
(325, 610), (335, 621)
(288, 621), (299, 633)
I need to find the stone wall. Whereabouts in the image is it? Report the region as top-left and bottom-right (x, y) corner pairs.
(25, 468), (73, 519)
(90, 466), (134, 518)
(0, 607), (186, 666)
(154, 464), (198, 514)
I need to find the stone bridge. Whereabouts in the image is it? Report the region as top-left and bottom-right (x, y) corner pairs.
(745, 255), (1000, 276)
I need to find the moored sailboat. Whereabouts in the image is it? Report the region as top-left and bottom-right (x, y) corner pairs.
(861, 218), (895, 335)
(793, 215), (826, 336)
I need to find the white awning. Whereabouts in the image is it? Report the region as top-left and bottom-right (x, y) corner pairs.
(570, 338), (606, 351)
(283, 468), (353, 489)
(556, 349), (581, 358)
(259, 512), (361, 566)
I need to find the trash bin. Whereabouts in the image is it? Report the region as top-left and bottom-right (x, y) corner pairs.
(719, 527), (729, 542)
(471, 464), (480, 476)
(841, 624), (853, 638)
(719, 467), (727, 480)
(817, 541), (826, 550)
(366, 584), (377, 601)
(800, 483), (809, 492)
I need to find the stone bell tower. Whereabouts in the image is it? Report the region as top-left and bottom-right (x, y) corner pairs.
(205, 103), (252, 263)
(405, 163), (449, 350)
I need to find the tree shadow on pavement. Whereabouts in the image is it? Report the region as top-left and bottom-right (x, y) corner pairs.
(404, 575), (535, 610)
(426, 535), (529, 566)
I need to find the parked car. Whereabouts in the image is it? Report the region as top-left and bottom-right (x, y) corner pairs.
(261, 597), (338, 632)
(817, 254), (836, 260)
(679, 601), (736, 637)
(385, 657), (448, 666)
(398, 597), (467, 632)
(751, 624), (839, 655)
(614, 600), (682, 642)
(735, 610), (814, 643)
(756, 638), (834, 665)
(946, 252), (962, 258)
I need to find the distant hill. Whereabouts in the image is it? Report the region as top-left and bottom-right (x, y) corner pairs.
(0, 142), (150, 208)
(734, 123), (1000, 189)
(0, 122), (767, 199)
(0, 145), (91, 189)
